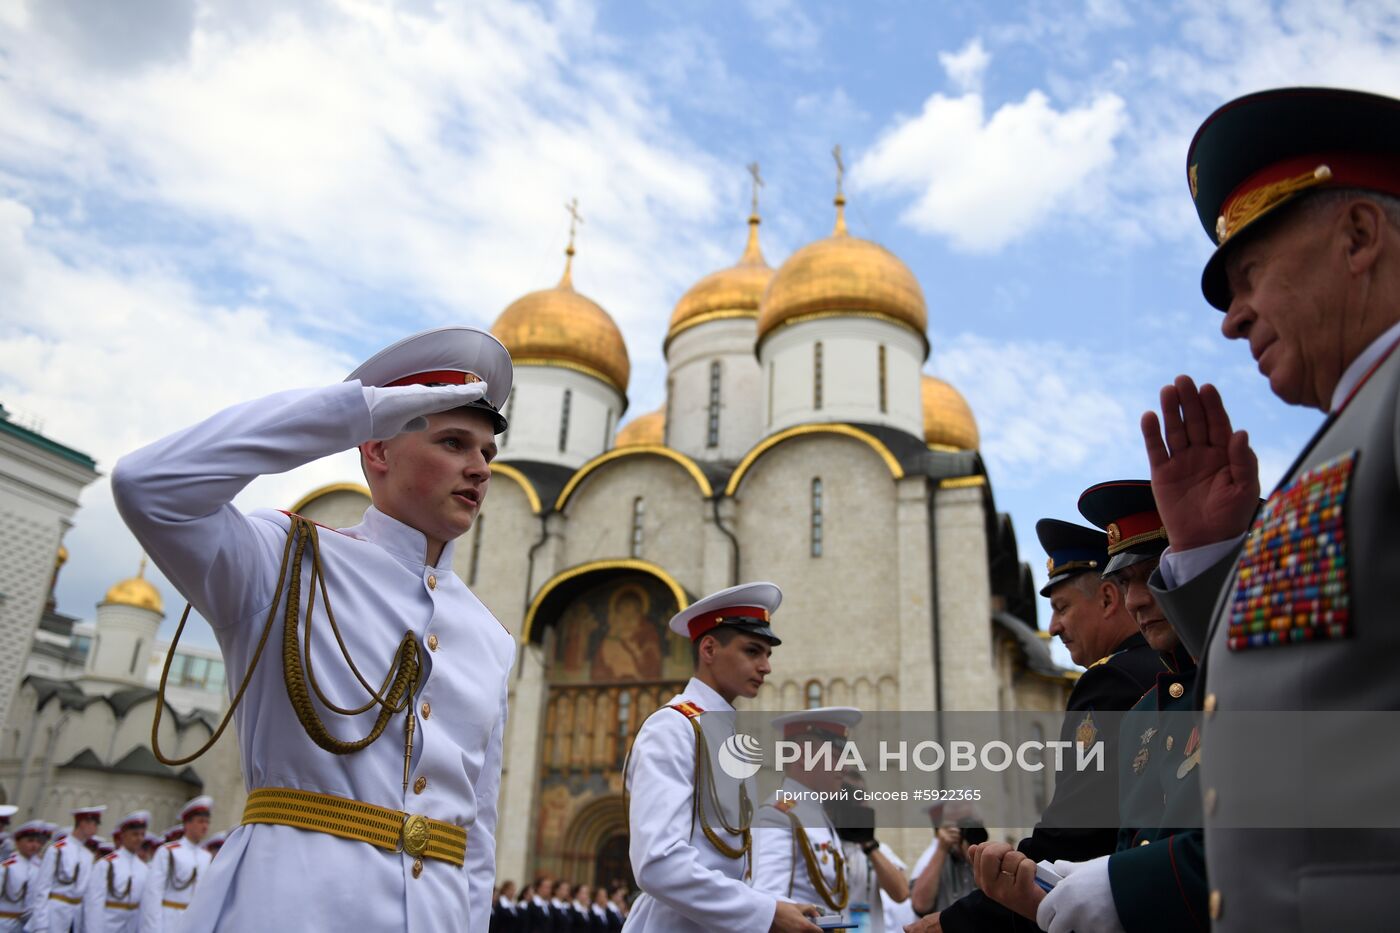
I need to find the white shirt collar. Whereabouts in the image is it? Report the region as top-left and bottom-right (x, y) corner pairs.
(350, 505), (457, 569)
(1331, 319), (1400, 412)
(682, 676), (735, 713)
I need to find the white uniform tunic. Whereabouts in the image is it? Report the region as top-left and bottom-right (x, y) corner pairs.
(0, 853), (34, 932)
(111, 382), (514, 933)
(752, 777), (845, 909)
(82, 849), (146, 933)
(26, 838), (94, 933)
(622, 678), (776, 933)
(139, 839), (210, 933)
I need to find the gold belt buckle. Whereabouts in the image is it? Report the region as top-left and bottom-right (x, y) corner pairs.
(401, 813), (430, 857)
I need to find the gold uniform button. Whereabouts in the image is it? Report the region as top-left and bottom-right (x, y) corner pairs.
(1209, 890), (1222, 920)
(427, 574), (437, 590)
(1169, 682), (1184, 699)
(427, 634), (439, 652)
(412, 857), (424, 878)
(1205, 787), (1217, 815)
(1204, 693), (1218, 714)
(1138, 839), (1150, 846)
(421, 702), (431, 719)
(414, 776), (428, 795)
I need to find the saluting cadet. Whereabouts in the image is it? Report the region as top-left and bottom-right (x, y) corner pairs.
(1143, 87), (1400, 932)
(929, 515), (1161, 933)
(112, 326), (515, 932)
(28, 805), (104, 933)
(0, 821), (48, 931)
(139, 797), (213, 932)
(84, 811), (149, 933)
(751, 707), (863, 922)
(624, 582), (820, 933)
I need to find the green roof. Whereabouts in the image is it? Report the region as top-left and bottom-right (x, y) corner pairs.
(0, 404), (97, 470)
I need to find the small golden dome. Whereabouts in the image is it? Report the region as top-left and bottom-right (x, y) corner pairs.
(56, 545), (69, 566)
(103, 559), (163, 614)
(757, 195), (928, 349)
(922, 375), (979, 450)
(491, 248), (631, 396)
(615, 408), (665, 447)
(667, 215), (773, 347)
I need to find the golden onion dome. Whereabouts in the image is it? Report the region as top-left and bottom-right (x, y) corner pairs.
(757, 195), (928, 350)
(922, 375), (979, 450)
(491, 246), (631, 396)
(615, 407), (665, 447)
(102, 559), (164, 614)
(666, 214), (773, 348)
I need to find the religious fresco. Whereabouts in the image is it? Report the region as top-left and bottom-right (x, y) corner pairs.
(547, 574), (689, 685)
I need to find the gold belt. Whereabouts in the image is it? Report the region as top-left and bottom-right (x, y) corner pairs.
(162, 900), (188, 910)
(105, 901), (138, 910)
(0, 910), (23, 919)
(242, 787), (466, 867)
(48, 893), (82, 905)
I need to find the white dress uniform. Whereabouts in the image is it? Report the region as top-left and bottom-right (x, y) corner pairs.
(111, 329), (516, 933)
(0, 851), (35, 932)
(27, 836), (95, 933)
(752, 776), (846, 909)
(138, 838), (210, 933)
(82, 849), (147, 933)
(623, 678), (777, 933)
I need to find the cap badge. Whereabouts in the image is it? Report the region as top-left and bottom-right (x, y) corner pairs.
(1046, 556), (1056, 575)
(1106, 523), (1121, 547)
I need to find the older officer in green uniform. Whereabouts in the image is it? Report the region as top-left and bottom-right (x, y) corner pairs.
(1142, 87), (1400, 932)
(965, 482), (1208, 933)
(918, 513), (1160, 933)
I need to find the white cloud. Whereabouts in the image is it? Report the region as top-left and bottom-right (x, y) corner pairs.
(742, 0), (821, 54)
(853, 87), (1127, 252)
(938, 38), (990, 94)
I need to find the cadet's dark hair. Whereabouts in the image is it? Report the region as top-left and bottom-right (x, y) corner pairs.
(691, 625), (745, 665)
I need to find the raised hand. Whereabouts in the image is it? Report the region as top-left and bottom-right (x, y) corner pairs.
(363, 382), (489, 440)
(1141, 376), (1260, 550)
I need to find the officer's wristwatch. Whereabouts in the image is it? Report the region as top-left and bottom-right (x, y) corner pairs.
(860, 839), (880, 856)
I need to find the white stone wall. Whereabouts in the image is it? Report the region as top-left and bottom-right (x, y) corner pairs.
(759, 317), (925, 438)
(459, 473), (538, 636)
(85, 602), (163, 690)
(730, 432), (905, 706)
(0, 430), (98, 728)
(663, 319), (764, 462)
(932, 485), (998, 710)
(496, 366), (625, 469)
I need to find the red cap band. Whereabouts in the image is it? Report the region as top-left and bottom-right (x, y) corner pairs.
(687, 606), (770, 641)
(385, 370), (482, 388)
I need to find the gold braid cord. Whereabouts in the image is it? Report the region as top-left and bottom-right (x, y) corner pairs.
(785, 811), (848, 912)
(54, 852), (78, 887)
(0, 863), (25, 903)
(106, 861), (130, 901)
(165, 848), (195, 892)
(153, 515), (421, 781)
(683, 717), (752, 863)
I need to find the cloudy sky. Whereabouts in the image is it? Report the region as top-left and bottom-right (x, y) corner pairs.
(3, 0), (1398, 665)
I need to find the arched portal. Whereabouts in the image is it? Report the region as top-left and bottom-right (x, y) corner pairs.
(529, 566), (690, 884)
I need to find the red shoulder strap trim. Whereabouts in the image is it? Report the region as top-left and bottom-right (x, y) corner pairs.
(774, 799), (796, 813)
(103, 853), (118, 862)
(669, 701), (705, 719)
(162, 842), (180, 850)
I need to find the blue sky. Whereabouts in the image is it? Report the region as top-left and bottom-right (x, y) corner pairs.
(3, 0), (1398, 666)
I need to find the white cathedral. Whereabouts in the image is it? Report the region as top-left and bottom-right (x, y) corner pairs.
(288, 184), (1072, 884)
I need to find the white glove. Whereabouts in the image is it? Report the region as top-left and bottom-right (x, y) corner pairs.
(361, 382), (489, 440)
(1035, 856), (1125, 933)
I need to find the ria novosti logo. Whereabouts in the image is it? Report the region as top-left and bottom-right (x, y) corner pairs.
(718, 732), (765, 779)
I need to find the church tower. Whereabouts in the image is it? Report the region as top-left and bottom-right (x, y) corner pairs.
(84, 559), (164, 691)
(757, 147), (928, 438)
(491, 201), (630, 469)
(661, 165), (773, 461)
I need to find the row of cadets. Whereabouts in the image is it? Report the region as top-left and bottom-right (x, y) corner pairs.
(111, 327), (514, 932)
(29, 804), (106, 933)
(141, 796), (213, 932)
(623, 582), (824, 932)
(0, 821), (55, 931)
(83, 811), (149, 933)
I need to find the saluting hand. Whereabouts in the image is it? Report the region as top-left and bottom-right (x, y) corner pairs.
(770, 900), (825, 932)
(1141, 376), (1260, 550)
(363, 382), (490, 440)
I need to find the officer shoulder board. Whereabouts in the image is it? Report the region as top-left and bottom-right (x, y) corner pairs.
(103, 853), (118, 862)
(669, 701), (705, 719)
(1, 855), (16, 866)
(774, 798), (796, 814)
(163, 842), (180, 851)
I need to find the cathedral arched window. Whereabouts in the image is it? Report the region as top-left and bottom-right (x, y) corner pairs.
(630, 498), (645, 558)
(805, 680), (824, 709)
(604, 409), (615, 450)
(468, 515), (485, 586)
(707, 360), (722, 448)
(810, 478), (824, 557)
(814, 342), (824, 409)
(767, 362), (775, 426)
(501, 393), (515, 449)
(130, 639), (144, 675)
(558, 388), (572, 453)
(664, 377), (674, 446)
(878, 344), (888, 414)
